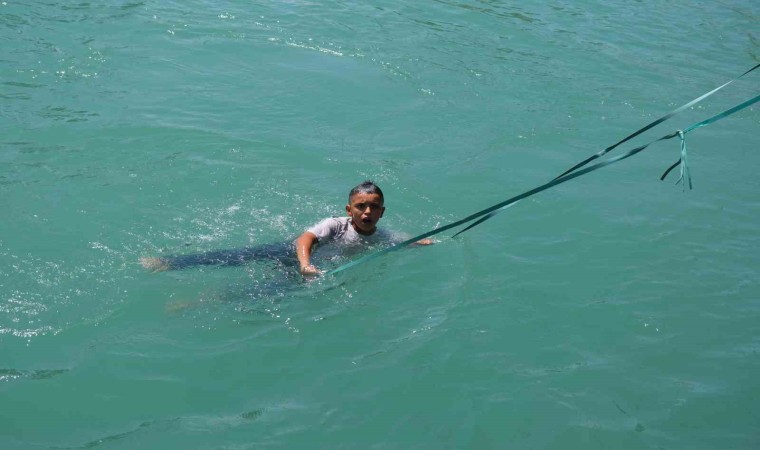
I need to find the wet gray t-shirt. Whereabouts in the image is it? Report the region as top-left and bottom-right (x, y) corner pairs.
(306, 217), (402, 263)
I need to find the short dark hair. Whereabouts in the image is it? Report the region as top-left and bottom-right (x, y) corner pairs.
(348, 180), (384, 203)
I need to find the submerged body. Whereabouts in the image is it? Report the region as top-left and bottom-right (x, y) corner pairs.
(140, 242), (296, 272)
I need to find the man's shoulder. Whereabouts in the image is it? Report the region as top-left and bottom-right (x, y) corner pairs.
(308, 216), (350, 239)
(311, 216), (347, 225)
(318, 216), (350, 227)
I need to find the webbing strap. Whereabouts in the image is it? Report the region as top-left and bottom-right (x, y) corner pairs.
(326, 87), (760, 276)
(327, 132), (679, 276)
(684, 93), (760, 133)
(456, 65), (760, 235)
(676, 131), (692, 190)
(451, 201), (518, 238)
(660, 93), (760, 182)
(555, 63), (759, 180)
(453, 94), (758, 239)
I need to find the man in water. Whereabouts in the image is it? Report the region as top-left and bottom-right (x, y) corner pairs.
(141, 180), (431, 276)
(296, 180), (432, 276)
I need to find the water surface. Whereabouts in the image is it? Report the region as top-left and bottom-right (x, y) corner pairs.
(2, 1), (759, 449)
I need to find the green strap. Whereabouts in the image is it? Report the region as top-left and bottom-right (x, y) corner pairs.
(684, 93), (760, 133)
(328, 132), (679, 276)
(468, 64), (760, 232)
(675, 131), (692, 190)
(327, 92), (759, 276)
(555, 63), (759, 180)
(451, 201), (519, 238)
(661, 93), (760, 182)
(460, 93), (759, 237)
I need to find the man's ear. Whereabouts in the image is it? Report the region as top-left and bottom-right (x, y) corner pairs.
(345, 204), (351, 216)
(380, 206), (385, 218)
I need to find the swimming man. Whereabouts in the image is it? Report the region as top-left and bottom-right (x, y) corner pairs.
(141, 180), (431, 276)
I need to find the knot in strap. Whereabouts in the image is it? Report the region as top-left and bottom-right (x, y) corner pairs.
(676, 130), (693, 191)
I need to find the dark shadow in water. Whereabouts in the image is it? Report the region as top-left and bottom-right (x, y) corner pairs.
(147, 241), (365, 318)
(150, 242), (343, 313)
(146, 242), (296, 271)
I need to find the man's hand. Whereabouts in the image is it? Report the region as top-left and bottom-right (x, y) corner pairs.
(300, 264), (322, 277)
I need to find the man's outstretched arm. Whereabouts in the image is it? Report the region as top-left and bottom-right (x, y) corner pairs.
(295, 231), (321, 276)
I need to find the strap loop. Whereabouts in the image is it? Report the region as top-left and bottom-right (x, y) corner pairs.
(675, 130), (693, 190)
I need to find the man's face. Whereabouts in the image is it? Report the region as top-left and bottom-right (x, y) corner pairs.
(346, 192), (385, 235)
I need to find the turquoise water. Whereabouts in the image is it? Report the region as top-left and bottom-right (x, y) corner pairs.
(2, 1), (759, 448)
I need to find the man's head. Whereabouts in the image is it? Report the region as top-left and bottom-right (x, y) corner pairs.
(346, 180), (385, 235)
